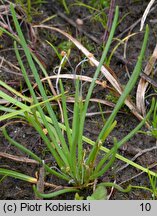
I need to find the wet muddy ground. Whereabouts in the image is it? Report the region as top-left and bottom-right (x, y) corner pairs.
(0, 0), (157, 199)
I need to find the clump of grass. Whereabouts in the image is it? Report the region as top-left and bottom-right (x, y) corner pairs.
(71, 1), (109, 29)
(15, 0), (45, 22)
(0, 4), (155, 199)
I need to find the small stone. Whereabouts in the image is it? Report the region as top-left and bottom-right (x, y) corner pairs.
(76, 18), (83, 26)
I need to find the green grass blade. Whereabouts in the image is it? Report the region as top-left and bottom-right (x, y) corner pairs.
(71, 79), (82, 180)
(59, 80), (72, 147)
(86, 120), (117, 166)
(0, 90), (62, 121)
(0, 80), (31, 103)
(27, 0), (32, 22)
(0, 90), (28, 111)
(33, 185), (78, 198)
(46, 40), (62, 60)
(0, 27), (19, 41)
(90, 139), (118, 180)
(0, 168), (37, 183)
(98, 182), (131, 193)
(61, 0), (70, 14)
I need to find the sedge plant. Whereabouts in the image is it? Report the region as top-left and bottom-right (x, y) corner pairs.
(0, 4), (156, 199)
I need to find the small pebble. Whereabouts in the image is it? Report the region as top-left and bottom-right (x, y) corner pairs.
(76, 18), (83, 26)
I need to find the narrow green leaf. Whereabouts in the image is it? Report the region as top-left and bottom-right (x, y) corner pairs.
(71, 79), (80, 178)
(98, 182), (131, 193)
(33, 185), (78, 198)
(86, 120), (117, 166)
(90, 139), (118, 180)
(59, 80), (72, 147)
(0, 80), (31, 103)
(0, 168), (37, 183)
